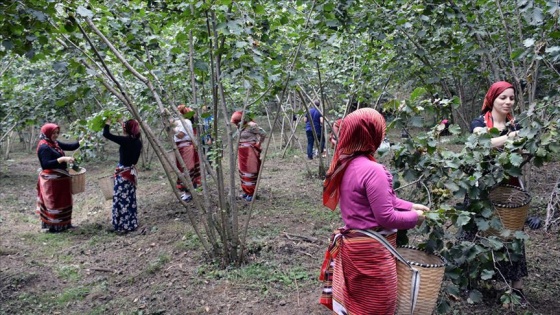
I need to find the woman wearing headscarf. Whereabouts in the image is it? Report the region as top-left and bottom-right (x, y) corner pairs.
(173, 105), (201, 201)
(36, 123), (80, 232)
(231, 111), (266, 202)
(103, 119), (143, 234)
(468, 81), (528, 305)
(471, 81), (521, 147)
(319, 108), (428, 314)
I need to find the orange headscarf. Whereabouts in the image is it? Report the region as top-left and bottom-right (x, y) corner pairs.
(323, 108), (386, 210)
(481, 81), (515, 129)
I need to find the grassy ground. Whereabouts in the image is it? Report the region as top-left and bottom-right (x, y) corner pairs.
(1, 126), (559, 315)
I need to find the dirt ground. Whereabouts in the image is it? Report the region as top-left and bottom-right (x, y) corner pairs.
(1, 132), (560, 315)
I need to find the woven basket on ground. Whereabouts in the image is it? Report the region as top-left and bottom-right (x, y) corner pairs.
(98, 175), (114, 200)
(396, 246), (446, 315)
(69, 168), (86, 194)
(488, 184), (531, 233)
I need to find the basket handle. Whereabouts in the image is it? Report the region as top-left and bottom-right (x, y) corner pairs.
(356, 229), (420, 315)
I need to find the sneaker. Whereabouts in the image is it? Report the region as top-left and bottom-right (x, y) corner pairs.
(240, 193), (248, 198)
(181, 193), (192, 202)
(245, 195), (253, 201)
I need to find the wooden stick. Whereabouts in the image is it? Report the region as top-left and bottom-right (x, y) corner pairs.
(283, 232), (318, 243)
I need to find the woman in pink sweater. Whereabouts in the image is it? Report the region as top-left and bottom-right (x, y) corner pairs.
(319, 108), (428, 315)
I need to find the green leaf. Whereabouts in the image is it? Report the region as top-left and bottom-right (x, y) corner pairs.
(484, 237), (504, 250)
(410, 116), (424, 127)
(513, 231), (529, 240)
(444, 181), (460, 192)
(523, 38), (535, 47)
(481, 268), (495, 280)
(254, 4), (265, 15)
(456, 212), (471, 227)
(474, 217), (489, 230)
(76, 6), (93, 18)
(467, 290), (483, 304)
(509, 153), (523, 166)
(410, 87), (427, 102)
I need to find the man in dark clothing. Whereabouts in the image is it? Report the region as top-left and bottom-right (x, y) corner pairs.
(304, 103), (325, 159)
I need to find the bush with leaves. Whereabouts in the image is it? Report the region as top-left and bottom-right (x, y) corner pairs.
(382, 89), (560, 311)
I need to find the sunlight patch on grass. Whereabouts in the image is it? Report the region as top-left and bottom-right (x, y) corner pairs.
(87, 234), (111, 246)
(17, 291), (52, 308)
(56, 264), (81, 282)
(56, 286), (90, 304)
(8, 211), (36, 224)
(175, 231), (202, 251)
(21, 232), (71, 257)
(145, 253), (171, 274)
(232, 263), (310, 288)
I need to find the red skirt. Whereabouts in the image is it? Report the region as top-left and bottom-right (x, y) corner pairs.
(238, 142), (261, 196)
(176, 141), (201, 190)
(36, 169), (73, 230)
(320, 230), (397, 315)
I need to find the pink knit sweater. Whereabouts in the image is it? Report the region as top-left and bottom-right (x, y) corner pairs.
(339, 156), (419, 230)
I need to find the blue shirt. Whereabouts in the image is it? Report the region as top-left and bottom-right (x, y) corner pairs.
(305, 108), (322, 132)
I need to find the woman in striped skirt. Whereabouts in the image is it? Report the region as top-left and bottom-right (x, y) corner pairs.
(320, 108), (428, 314)
(230, 111), (266, 202)
(173, 105), (201, 202)
(36, 123), (80, 232)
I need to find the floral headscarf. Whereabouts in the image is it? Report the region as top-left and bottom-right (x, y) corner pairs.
(323, 108), (386, 210)
(37, 123), (64, 155)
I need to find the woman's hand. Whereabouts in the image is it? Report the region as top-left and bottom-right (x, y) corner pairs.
(507, 130), (520, 138)
(412, 204), (429, 226)
(57, 156), (74, 164)
(412, 204), (429, 212)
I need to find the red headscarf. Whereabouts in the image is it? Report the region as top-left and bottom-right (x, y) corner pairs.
(323, 108), (386, 210)
(481, 81), (515, 129)
(230, 111), (243, 126)
(37, 123), (64, 155)
(178, 105), (194, 116)
(123, 119), (141, 138)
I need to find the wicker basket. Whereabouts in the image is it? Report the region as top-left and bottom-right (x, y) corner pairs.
(396, 246), (446, 315)
(69, 168), (86, 195)
(488, 184), (531, 232)
(98, 175), (114, 200)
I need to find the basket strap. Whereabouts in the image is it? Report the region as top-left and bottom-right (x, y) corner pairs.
(356, 229), (420, 315)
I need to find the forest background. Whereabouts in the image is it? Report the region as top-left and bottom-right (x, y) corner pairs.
(1, 0), (560, 314)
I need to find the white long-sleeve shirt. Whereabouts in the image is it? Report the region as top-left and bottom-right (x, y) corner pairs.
(173, 118), (194, 142)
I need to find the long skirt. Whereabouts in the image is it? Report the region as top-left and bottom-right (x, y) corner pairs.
(175, 141), (201, 191)
(36, 170), (73, 232)
(238, 142), (261, 196)
(320, 230), (398, 315)
(112, 173), (138, 232)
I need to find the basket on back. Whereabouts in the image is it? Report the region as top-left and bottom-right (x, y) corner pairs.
(69, 168), (86, 194)
(488, 184), (531, 234)
(98, 175), (114, 200)
(396, 246), (446, 315)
